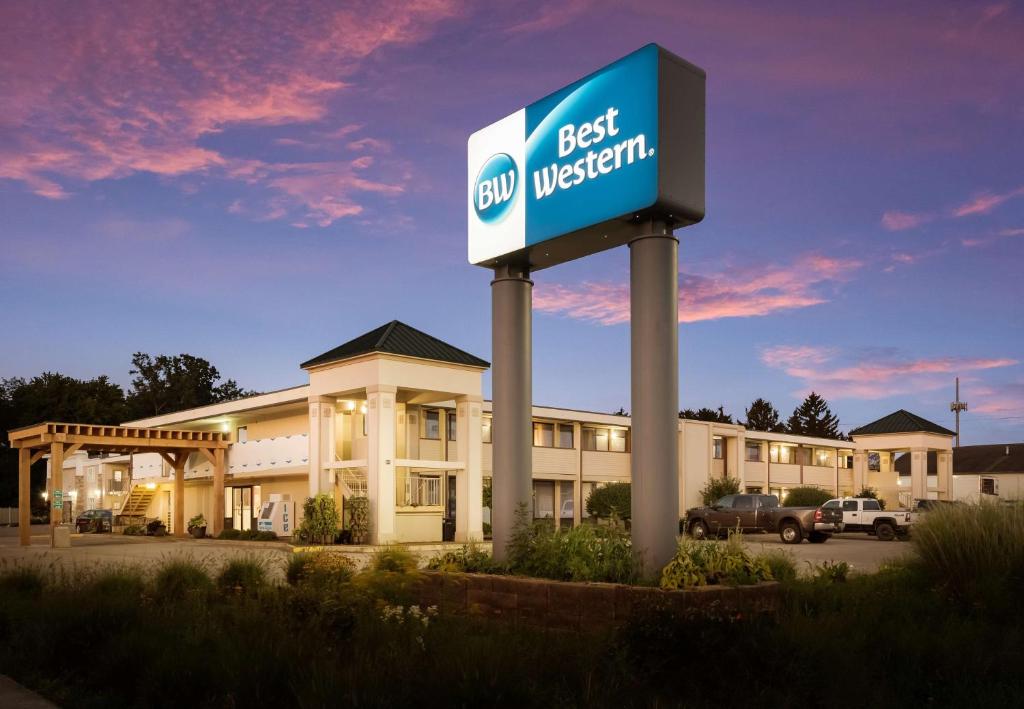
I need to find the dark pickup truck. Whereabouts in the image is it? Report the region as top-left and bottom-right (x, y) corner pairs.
(685, 493), (844, 544)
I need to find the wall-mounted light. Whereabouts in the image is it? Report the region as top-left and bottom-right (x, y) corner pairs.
(221, 421), (231, 432)
(92, 488), (102, 497)
(345, 400), (356, 411)
(68, 490), (78, 500)
(145, 482), (157, 490)
(360, 403), (368, 415)
(41, 491), (48, 501)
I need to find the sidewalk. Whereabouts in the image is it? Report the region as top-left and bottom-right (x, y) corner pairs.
(0, 676), (58, 708)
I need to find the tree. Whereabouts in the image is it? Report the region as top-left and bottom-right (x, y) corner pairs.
(610, 407), (628, 416)
(126, 353), (254, 419)
(743, 398), (784, 432)
(782, 486), (833, 507)
(854, 487), (886, 510)
(680, 406), (734, 424)
(786, 392), (843, 439)
(585, 482), (631, 523)
(698, 476), (741, 506)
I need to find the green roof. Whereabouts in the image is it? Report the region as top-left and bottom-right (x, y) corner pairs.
(849, 409), (955, 437)
(300, 321), (489, 370)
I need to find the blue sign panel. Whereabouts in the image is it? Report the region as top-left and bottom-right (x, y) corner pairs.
(468, 44), (704, 270)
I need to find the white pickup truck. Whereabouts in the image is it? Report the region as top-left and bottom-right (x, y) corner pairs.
(822, 497), (915, 541)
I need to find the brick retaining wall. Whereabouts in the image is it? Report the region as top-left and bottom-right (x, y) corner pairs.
(416, 572), (780, 631)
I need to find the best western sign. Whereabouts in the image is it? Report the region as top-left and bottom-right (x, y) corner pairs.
(468, 44), (705, 270)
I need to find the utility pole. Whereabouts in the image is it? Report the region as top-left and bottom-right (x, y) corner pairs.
(950, 377), (968, 448)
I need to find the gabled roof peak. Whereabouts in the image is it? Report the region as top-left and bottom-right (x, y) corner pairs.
(300, 321), (489, 370)
(849, 409), (955, 437)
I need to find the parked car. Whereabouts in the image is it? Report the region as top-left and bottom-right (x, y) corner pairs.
(75, 509), (113, 533)
(685, 493), (844, 544)
(822, 497), (914, 541)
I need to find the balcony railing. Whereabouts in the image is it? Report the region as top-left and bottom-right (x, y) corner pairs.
(398, 474), (441, 507)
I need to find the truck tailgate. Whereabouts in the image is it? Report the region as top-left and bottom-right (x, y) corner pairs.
(819, 506), (844, 526)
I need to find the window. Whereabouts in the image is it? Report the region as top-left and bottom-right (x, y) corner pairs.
(717, 495), (736, 508)
(812, 448), (835, 467)
(559, 481), (574, 524)
(770, 445), (795, 464)
(733, 495), (755, 510)
(797, 448), (813, 466)
(981, 478), (997, 495)
(610, 429), (628, 452)
(446, 413), (457, 441)
(712, 437), (724, 460)
(423, 410), (440, 440)
(557, 424), (574, 449)
(745, 441), (762, 462)
(237, 426), (248, 443)
(582, 427), (608, 451)
(745, 486), (763, 494)
(842, 500), (858, 512)
(862, 499), (881, 511)
(362, 412), (368, 437)
(482, 416), (492, 443)
(822, 499), (841, 510)
(533, 422), (554, 447)
(533, 481), (555, 519)
(581, 481), (596, 518)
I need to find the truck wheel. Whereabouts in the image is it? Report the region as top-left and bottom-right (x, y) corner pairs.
(689, 520), (710, 540)
(875, 522), (896, 541)
(808, 532), (829, 544)
(780, 522), (803, 544)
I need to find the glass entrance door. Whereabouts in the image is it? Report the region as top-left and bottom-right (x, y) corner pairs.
(233, 486), (253, 531)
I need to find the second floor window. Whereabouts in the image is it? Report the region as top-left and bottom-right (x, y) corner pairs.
(447, 413), (457, 441)
(482, 416), (492, 443)
(557, 424), (574, 449)
(583, 427), (629, 452)
(424, 410), (440, 440)
(533, 422), (554, 447)
(745, 441), (762, 462)
(712, 437), (724, 459)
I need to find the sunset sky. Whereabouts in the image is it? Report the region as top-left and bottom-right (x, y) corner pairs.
(1, 0), (1021, 443)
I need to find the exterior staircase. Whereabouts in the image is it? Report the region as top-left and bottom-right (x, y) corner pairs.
(120, 484), (155, 517)
(339, 468), (368, 499)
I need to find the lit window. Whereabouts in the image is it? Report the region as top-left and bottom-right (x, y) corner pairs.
(533, 422), (554, 447)
(423, 410), (440, 440)
(482, 417), (492, 443)
(610, 429), (627, 452)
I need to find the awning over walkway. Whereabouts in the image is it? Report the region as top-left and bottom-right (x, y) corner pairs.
(8, 422), (231, 547)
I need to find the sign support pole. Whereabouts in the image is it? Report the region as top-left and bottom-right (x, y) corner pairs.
(629, 219), (680, 576)
(490, 263), (533, 561)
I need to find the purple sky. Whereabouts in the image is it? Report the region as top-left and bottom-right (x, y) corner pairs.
(1, 0), (1022, 443)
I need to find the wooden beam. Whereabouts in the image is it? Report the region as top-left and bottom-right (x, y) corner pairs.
(158, 452), (176, 469)
(30, 450), (46, 465)
(63, 443), (83, 458)
(198, 447), (217, 466)
(49, 441), (64, 545)
(212, 448), (226, 537)
(18, 448), (31, 547)
(173, 453), (187, 538)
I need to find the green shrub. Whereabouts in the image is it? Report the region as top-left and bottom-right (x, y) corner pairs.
(854, 487), (885, 509)
(217, 557), (268, 595)
(90, 567), (148, 598)
(287, 552), (355, 589)
(427, 543), (502, 573)
(758, 549), (798, 583)
(782, 486), (833, 507)
(506, 505), (639, 584)
(660, 535), (772, 589)
(586, 482), (631, 522)
(911, 501), (1024, 612)
(254, 530), (278, 542)
(698, 476), (741, 506)
(297, 494), (341, 545)
(371, 546), (419, 573)
(218, 528), (241, 540)
(187, 513), (206, 531)
(346, 496), (369, 544)
(123, 524), (145, 536)
(153, 558), (214, 601)
(808, 560), (850, 583)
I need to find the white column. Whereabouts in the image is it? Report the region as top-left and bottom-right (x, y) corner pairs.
(852, 450), (867, 493)
(734, 433), (746, 490)
(939, 450), (953, 500)
(307, 396), (336, 498)
(455, 395), (484, 542)
(910, 448), (928, 501)
(366, 385), (398, 544)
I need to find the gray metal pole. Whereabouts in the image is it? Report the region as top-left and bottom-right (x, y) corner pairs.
(629, 220), (680, 577)
(491, 263), (533, 561)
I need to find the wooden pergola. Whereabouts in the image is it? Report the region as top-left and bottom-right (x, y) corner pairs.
(8, 422), (231, 547)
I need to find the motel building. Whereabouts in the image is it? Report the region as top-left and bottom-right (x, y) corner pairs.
(21, 321), (1005, 545)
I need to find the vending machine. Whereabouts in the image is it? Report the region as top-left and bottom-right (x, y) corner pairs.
(257, 494), (294, 537)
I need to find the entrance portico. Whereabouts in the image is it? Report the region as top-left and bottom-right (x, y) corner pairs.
(850, 410), (955, 507)
(301, 321), (489, 545)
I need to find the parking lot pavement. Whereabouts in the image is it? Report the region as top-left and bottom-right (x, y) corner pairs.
(0, 525), (291, 581)
(742, 532), (914, 574)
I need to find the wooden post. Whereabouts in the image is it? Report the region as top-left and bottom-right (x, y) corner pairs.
(212, 448), (225, 537)
(173, 453), (188, 537)
(50, 441), (64, 544)
(18, 448), (31, 547)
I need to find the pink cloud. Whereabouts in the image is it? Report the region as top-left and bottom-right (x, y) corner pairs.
(969, 382), (1024, 415)
(533, 254), (862, 325)
(0, 0), (459, 223)
(760, 346), (1018, 400)
(881, 210), (933, 231)
(952, 187), (1024, 217)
